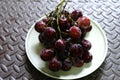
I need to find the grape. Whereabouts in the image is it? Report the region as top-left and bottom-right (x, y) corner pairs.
(38, 33), (45, 43)
(80, 30), (86, 39)
(42, 18), (49, 23)
(59, 15), (70, 31)
(57, 49), (69, 61)
(62, 58), (72, 71)
(77, 16), (90, 29)
(85, 25), (92, 32)
(43, 27), (56, 41)
(81, 39), (91, 50)
(71, 10), (83, 21)
(55, 39), (66, 51)
(34, 21), (46, 33)
(69, 26), (82, 40)
(48, 57), (62, 71)
(40, 49), (55, 61)
(44, 39), (56, 49)
(74, 57), (84, 67)
(70, 44), (83, 57)
(82, 51), (92, 63)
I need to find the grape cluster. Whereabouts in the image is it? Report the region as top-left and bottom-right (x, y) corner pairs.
(34, 1), (92, 72)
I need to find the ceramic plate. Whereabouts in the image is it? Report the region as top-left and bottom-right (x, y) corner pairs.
(25, 17), (108, 80)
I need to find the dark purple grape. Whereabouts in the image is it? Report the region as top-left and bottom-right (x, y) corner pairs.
(43, 27), (56, 41)
(55, 39), (66, 51)
(69, 26), (82, 40)
(85, 25), (92, 32)
(39, 32), (46, 43)
(57, 50), (69, 61)
(70, 44), (83, 57)
(39, 32), (56, 48)
(82, 51), (92, 63)
(74, 57), (84, 67)
(59, 15), (70, 31)
(34, 21), (47, 33)
(80, 30), (87, 39)
(71, 10), (83, 21)
(48, 57), (62, 71)
(44, 39), (56, 49)
(81, 39), (91, 50)
(62, 58), (72, 71)
(40, 49), (55, 61)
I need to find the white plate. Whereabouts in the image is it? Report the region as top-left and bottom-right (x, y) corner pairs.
(25, 17), (108, 80)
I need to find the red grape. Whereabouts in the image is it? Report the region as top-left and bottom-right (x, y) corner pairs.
(48, 57), (62, 71)
(82, 51), (92, 63)
(74, 57), (84, 67)
(34, 21), (46, 33)
(85, 25), (92, 32)
(38, 33), (45, 43)
(81, 39), (91, 50)
(59, 15), (70, 31)
(40, 49), (55, 61)
(71, 10), (83, 21)
(55, 39), (66, 51)
(70, 44), (83, 57)
(69, 26), (82, 40)
(42, 18), (49, 23)
(43, 27), (56, 41)
(62, 59), (72, 71)
(77, 16), (90, 29)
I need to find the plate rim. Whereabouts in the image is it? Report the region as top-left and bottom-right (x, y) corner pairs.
(25, 16), (108, 80)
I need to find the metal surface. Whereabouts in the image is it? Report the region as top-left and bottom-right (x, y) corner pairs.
(0, 0), (120, 80)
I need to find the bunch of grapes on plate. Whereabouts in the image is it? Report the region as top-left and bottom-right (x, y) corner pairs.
(34, 0), (92, 72)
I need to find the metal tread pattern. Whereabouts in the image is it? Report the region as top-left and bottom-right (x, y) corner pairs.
(0, 0), (120, 80)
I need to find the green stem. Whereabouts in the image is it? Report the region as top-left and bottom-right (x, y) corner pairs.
(56, 0), (65, 9)
(61, 31), (68, 35)
(56, 0), (66, 39)
(57, 17), (62, 39)
(52, 0), (68, 39)
(63, 0), (68, 10)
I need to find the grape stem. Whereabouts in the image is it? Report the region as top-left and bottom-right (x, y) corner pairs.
(56, 0), (65, 39)
(56, 0), (68, 39)
(63, 0), (68, 10)
(49, 0), (68, 39)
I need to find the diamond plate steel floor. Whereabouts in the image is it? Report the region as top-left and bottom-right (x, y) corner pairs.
(0, 0), (120, 80)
